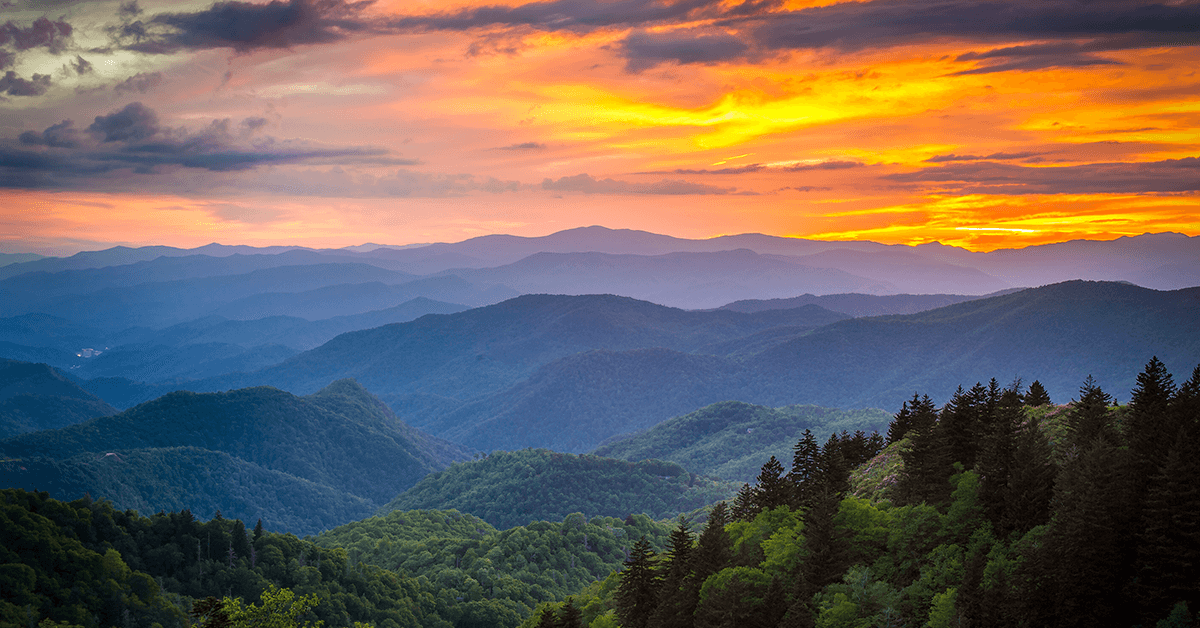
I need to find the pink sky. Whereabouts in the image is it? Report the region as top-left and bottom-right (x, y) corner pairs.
(2, 0), (1198, 254)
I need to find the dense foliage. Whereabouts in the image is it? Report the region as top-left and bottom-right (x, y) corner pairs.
(593, 401), (891, 482)
(0, 447), (376, 535)
(0, 380), (470, 535)
(377, 449), (739, 529)
(315, 509), (674, 623)
(558, 358), (1200, 628)
(0, 489), (466, 628)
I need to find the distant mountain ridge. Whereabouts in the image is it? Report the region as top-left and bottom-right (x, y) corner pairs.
(98, 281), (1199, 456)
(717, 289), (1022, 317)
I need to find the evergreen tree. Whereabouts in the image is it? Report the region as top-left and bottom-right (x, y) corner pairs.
(1130, 433), (1200, 625)
(731, 483), (758, 522)
(898, 394), (951, 506)
(977, 386), (1022, 529)
(534, 606), (556, 628)
(941, 383), (987, 469)
(649, 518), (696, 628)
(615, 536), (661, 628)
(814, 433), (850, 498)
(887, 395), (919, 445)
(789, 430), (821, 510)
(1047, 442), (1140, 628)
(1024, 380), (1052, 407)
(1002, 414), (1056, 535)
(1127, 356), (1179, 472)
(753, 456), (790, 513)
(1066, 375), (1116, 449)
(555, 598), (582, 628)
(691, 503), (732, 583)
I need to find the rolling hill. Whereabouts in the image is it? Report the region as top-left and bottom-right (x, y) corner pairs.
(592, 400), (893, 482)
(0, 359), (118, 438)
(0, 379), (472, 533)
(376, 449), (740, 530)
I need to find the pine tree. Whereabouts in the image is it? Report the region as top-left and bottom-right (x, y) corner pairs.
(555, 598), (583, 628)
(649, 518), (696, 628)
(887, 394), (920, 445)
(789, 429), (821, 509)
(899, 394), (951, 506)
(754, 456), (790, 512)
(731, 483), (758, 522)
(977, 386), (1022, 529)
(691, 503), (732, 583)
(941, 383), (987, 469)
(1127, 356), (1179, 473)
(1046, 442), (1140, 628)
(814, 433), (850, 498)
(1024, 380), (1052, 406)
(253, 518), (264, 541)
(615, 536), (662, 628)
(1130, 432), (1200, 624)
(1066, 375), (1115, 449)
(534, 606), (556, 628)
(1002, 414), (1056, 535)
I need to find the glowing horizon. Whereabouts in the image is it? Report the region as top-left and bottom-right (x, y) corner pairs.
(2, 0), (1198, 256)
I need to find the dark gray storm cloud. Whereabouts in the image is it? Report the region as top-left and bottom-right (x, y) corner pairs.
(0, 17), (73, 52)
(109, 0), (1199, 74)
(88, 102), (160, 142)
(1, 102), (418, 189)
(0, 70), (51, 96)
(884, 157), (1200, 194)
(121, 0), (373, 54)
(19, 120), (81, 148)
(620, 28), (749, 72)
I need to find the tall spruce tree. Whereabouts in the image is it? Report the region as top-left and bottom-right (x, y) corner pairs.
(754, 456), (790, 513)
(649, 518), (696, 628)
(616, 536), (662, 628)
(1002, 414), (1056, 535)
(1024, 380), (1052, 406)
(789, 430), (821, 510)
(1047, 441), (1140, 628)
(1066, 375), (1116, 448)
(1127, 356), (1179, 473)
(977, 386), (1022, 529)
(555, 598), (583, 628)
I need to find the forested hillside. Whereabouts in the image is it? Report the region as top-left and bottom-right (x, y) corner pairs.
(545, 359), (1200, 628)
(0, 379), (471, 534)
(593, 401), (891, 482)
(316, 509), (675, 621)
(0, 488), (492, 628)
(378, 449), (740, 529)
(0, 359), (117, 438)
(2, 358), (1198, 628)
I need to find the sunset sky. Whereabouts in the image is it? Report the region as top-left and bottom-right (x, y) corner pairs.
(2, 0), (1199, 254)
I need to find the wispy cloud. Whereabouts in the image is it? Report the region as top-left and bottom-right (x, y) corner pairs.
(542, 173), (743, 194)
(885, 158), (1200, 195)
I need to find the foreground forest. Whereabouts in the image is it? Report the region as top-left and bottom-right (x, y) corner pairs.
(4, 357), (1199, 628)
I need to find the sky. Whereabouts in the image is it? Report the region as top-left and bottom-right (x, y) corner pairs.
(1, 0), (1199, 255)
